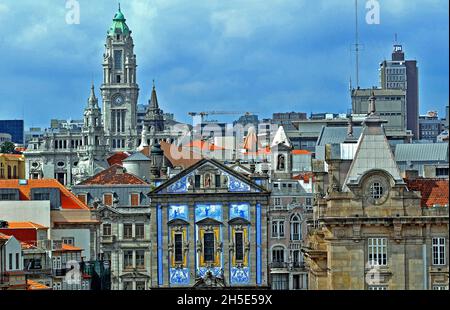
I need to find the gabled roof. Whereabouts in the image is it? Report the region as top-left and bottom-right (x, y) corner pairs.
(343, 115), (403, 190)
(78, 164), (148, 185)
(0, 179), (89, 210)
(406, 179), (449, 208)
(150, 158), (269, 195)
(271, 126), (292, 148)
(395, 143), (449, 162)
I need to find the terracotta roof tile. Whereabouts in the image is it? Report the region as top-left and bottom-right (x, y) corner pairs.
(406, 178), (449, 208)
(79, 164), (148, 185)
(5, 222), (48, 229)
(158, 141), (201, 169)
(53, 244), (83, 252)
(0, 179), (89, 210)
(107, 152), (130, 166)
(186, 140), (225, 151)
(27, 279), (52, 290)
(292, 150), (312, 155)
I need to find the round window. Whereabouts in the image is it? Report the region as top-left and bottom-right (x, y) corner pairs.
(32, 162), (39, 168)
(364, 175), (389, 206)
(57, 161), (65, 167)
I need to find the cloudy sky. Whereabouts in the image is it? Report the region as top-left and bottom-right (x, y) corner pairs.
(0, 0), (448, 128)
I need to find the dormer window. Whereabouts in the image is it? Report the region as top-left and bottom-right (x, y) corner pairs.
(103, 193), (113, 206)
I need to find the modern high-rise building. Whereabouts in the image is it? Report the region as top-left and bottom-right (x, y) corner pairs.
(0, 120), (24, 145)
(379, 44), (419, 139)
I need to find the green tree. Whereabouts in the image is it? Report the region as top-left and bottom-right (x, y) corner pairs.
(0, 141), (15, 154)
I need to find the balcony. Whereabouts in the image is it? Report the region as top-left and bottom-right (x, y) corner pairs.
(269, 262), (289, 269)
(101, 235), (116, 244)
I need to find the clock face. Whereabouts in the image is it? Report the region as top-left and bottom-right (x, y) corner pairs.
(114, 95), (124, 105)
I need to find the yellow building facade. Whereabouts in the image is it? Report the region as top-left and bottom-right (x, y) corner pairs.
(0, 154), (25, 180)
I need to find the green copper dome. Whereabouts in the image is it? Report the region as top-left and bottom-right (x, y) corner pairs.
(108, 6), (130, 36)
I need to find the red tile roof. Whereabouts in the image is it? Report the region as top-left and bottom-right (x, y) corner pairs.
(53, 244), (83, 252)
(107, 152), (130, 166)
(158, 142), (201, 169)
(78, 164), (148, 185)
(27, 279), (52, 290)
(0, 179), (89, 210)
(186, 140), (225, 151)
(292, 150), (312, 155)
(5, 222), (48, 229)
(406, 179), (449, 208)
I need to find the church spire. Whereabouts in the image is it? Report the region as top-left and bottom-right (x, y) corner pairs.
(88, 83), (98, 107)
(149, 80), (159, 110)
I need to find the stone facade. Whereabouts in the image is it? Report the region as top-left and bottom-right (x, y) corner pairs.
(304, 97), (449, 290)
(23, 7), (184, 187)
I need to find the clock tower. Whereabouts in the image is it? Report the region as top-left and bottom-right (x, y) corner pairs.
(101, 5), (139, 150)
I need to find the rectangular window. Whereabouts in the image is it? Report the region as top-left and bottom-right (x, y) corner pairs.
(432, 285), (449, 290)
(235, 232), (244, 261)
(34, 192), (50, 201)
(215, 174), (221, 188)
(136, 281), (146, 290)
(368, 286), (387, 290)
(274, 198), (281, 206)
(368, 238), (387, 266)
(436, 168), (449, 177)
(130, 193), (140, 206)
(272, 221), (278, 238)
(271, 274), (288, 290)
(203, 232), (215, 262)
(62, 237), (74, 246)
(123, 281), (133, 290)
(8, 253), (12, 270)
(174, 233), (183, 263)
(15, 253), (19, 269)
(279, 221), (285, 237)
(135, 224), (145, 239)
(194, 175), (201, 188)
(123, 251), (133, 269)
(135, 250), (145, 269)
(123, 224), (133, 239)
(272, 248), (284, 263)
(77, 194), (87, 204)
(114, 50), (123, 70)
(103, 193), (113, 206)
(103, 224), (112, 236)
(432, 237), (446, 266)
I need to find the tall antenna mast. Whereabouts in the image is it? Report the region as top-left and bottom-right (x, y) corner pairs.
(354, 0), (360, 88)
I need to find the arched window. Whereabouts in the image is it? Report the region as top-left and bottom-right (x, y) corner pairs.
(272, 246), (285, 264)
(0, 163), (4, 178)
(290, 215), (301, 241)
(13, 166), (17, 179)
(7, 165), (12, 179)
